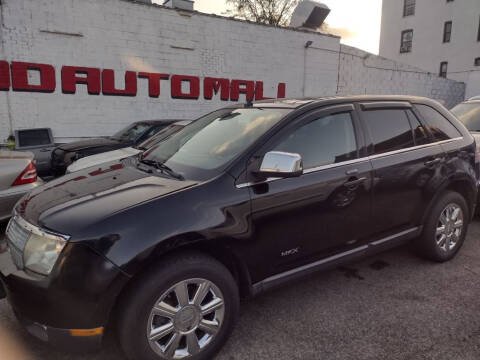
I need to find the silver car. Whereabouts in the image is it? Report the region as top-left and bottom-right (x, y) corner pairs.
(0, 151), (44, 221)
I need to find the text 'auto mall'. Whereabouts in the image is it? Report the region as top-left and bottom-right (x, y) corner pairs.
(0, 0), (466, 142)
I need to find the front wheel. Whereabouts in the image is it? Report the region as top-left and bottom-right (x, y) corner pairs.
(417, 191), (469, 262)
(117, 253), (239, 360)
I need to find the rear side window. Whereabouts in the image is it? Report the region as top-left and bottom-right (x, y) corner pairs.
(273, 112), (357, 169)
(406, 110), (430, 145)
(415, 104), (461, 140)
(362, 109), (415, 155)
(17, 129), (51, 147)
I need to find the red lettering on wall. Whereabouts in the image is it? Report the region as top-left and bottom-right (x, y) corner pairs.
(11, 62), (56, 93)
(277, 83), (286, 99)
(204, 77), (230, 101)
(138, 72), (169, 98)
(171, 75), (200, 99)
(62, 66), (101, 95)
(1, 60), (287, 101)
(102, 69), (137, 96)
(230, 80), (255, 101)
(254, 81), (274, 101)
(0, 61), (9, 90)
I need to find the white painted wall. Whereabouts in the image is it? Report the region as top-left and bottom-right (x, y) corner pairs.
(0, 0), (467, 142)
(380, 0), (480, 97)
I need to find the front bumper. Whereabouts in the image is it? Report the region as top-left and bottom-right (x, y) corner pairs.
(14, 312), (103, 352)
(0, 241), (129, 352)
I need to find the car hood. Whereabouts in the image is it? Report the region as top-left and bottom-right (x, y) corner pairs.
(16, 161), (197, 235)
(58, 138), (126, 152)
(67, 147), (142, 173)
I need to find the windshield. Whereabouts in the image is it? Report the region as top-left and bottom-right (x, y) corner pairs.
(111, 123), (151, 142)
(138, 124), (185, 150)
(142, 108), (291, 180)
(450, 102), (480, 131)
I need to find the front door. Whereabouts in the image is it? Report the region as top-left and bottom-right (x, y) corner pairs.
(247, 104), (374, 278)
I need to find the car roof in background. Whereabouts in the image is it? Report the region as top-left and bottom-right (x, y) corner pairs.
(133, 119), (182, 125)
(173, 120), (192, 126)
(0, 150), (34, 160)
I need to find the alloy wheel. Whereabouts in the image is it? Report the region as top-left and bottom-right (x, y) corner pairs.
(147, 278), (225, 359)
(435, 203), (464, 252)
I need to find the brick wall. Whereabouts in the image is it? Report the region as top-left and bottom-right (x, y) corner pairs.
(0, 0), (466, 142)
(338, 45), (466, 109)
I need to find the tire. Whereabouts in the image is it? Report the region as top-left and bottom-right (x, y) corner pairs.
(417, 191), (469, 262)
(117, 252), (239, 360)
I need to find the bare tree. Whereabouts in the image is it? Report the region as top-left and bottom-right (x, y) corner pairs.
(225, 0), (301, 26)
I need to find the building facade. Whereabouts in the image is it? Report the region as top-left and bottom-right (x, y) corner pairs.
(380, 0), (480, 99)
(0, 0), (466, 142)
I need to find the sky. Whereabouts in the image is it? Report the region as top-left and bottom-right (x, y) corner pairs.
(194, 0), (383, 54)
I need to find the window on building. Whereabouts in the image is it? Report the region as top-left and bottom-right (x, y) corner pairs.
(363, 109), (415, 155)
(475, 58), (480, 66)
(443, 21), (452, 43)
(400, 30), (413, 53)
(403, 0), (415, 17)
(439, 62), (448, 78)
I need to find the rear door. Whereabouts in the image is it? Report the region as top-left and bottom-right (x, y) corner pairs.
(358, 102), (444, 238)
(247, 104), (374, 277)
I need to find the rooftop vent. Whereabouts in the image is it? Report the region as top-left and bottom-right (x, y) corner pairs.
(163, 0), (194, 11)
(290, 0), (330, 30)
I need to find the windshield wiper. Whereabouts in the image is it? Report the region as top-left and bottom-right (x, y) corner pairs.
(139, 159), (184, 180)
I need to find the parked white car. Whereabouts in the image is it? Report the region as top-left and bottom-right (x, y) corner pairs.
(66, 120), (191, 173)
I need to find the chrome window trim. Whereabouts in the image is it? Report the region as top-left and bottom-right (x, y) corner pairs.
(235, 136), (463, 189)
(368, 136), (463, 160)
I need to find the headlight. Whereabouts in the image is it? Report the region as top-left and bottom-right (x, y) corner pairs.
(23, 231), (68, 276)
(6, 216), (69, 276)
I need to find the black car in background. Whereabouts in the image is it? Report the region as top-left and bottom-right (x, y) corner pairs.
(50, 120), (179, 176)
(1, 96), (477, 360)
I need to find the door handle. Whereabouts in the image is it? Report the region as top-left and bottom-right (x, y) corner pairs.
(39, 149), (51, 152)
(424, 158), (442, 167)
(343, 177), (367, 188)
(345, 169), (359, 176)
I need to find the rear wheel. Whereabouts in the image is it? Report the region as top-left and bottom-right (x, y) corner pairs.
(417, 191), (469, 262)
(117, 253), (239, 360)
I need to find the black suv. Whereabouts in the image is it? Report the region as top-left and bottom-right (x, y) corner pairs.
(1, 96), (477, 360)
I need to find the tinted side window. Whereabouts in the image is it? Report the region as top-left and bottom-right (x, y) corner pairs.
(415, 104), (461, 140)
(18, 129), (51, 147)
(406, 110), (430, 145)
(363, 109), (414, 155)
(273, 112), (357, 169)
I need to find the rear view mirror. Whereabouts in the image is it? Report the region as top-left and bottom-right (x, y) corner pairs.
(258, 151), (303, 178)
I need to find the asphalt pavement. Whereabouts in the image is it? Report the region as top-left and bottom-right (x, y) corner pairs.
(1, 220), (480, 360)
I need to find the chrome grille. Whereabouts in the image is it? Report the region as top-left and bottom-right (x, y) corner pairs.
(5, 217), (31, 269)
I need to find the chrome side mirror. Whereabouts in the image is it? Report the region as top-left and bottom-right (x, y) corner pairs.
(258, 151), (303, 178)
